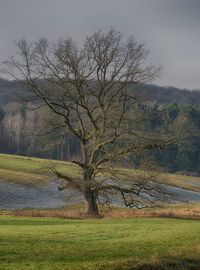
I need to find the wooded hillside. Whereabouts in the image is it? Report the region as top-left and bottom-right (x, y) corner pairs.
(0, 78), (200, 174)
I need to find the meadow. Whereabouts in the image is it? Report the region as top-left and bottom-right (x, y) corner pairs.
(1, 153), (200, 191)
(1, 216), (200, 270)
(0, 153), (80, 184)
(1, 153), (200, 269)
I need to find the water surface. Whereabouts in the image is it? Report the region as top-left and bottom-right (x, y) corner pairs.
(1, 179), (200, 210)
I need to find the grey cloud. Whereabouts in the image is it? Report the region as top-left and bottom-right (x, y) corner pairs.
(0, 0), (200, 89)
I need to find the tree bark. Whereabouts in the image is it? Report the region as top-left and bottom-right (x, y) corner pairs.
(84, 185), (99, 217)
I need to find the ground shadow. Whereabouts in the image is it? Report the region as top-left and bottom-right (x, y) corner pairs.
(115, 258), (200, 270)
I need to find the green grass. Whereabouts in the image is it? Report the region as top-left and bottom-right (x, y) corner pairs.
(1, 154), (200, 269)
(1, 153), (200, 191)
(1, 216), (200, 269)
(0, 153), (80, 184)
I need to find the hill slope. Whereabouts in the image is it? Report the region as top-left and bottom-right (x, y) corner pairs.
(1, 153), (200, 192)
(1, 78), (200, 105)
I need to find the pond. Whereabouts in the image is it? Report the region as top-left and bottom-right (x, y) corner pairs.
(1, 179), (200, 210)
(0, 179), (82, 210)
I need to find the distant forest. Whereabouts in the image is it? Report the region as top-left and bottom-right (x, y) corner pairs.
(1, 78), (200, 174)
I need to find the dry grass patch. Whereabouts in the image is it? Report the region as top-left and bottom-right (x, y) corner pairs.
(2, 203), (200, 220)
(0, 168), (49, 185)
(104, 204), (200, 219)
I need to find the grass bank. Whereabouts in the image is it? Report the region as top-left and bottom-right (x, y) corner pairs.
(1, 153), (200, 191)
(1, 216), (200, 270)
(3, 202), (200, 220)
(0, 153), (80, 184)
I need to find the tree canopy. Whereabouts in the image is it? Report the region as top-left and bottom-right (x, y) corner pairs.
(2, 29), (185, 216)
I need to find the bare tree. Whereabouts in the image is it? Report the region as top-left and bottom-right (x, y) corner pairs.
(2, 29), (181, 216)
(2, 102), (24, 154)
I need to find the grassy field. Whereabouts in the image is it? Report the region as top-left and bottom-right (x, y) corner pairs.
(1, 153), (200, 191)
(1, 154), (200, 269)
(0, 153), (80, 184)
(1, 216), (200, 270)
(2, 202), (200, 220)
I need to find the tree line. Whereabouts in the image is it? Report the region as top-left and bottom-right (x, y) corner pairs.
(0, 101), (199, 174)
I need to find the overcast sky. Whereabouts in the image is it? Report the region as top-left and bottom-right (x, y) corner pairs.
(0, 0), (200, 89)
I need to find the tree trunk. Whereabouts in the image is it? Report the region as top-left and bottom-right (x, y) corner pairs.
(84, 186), (99, 217)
